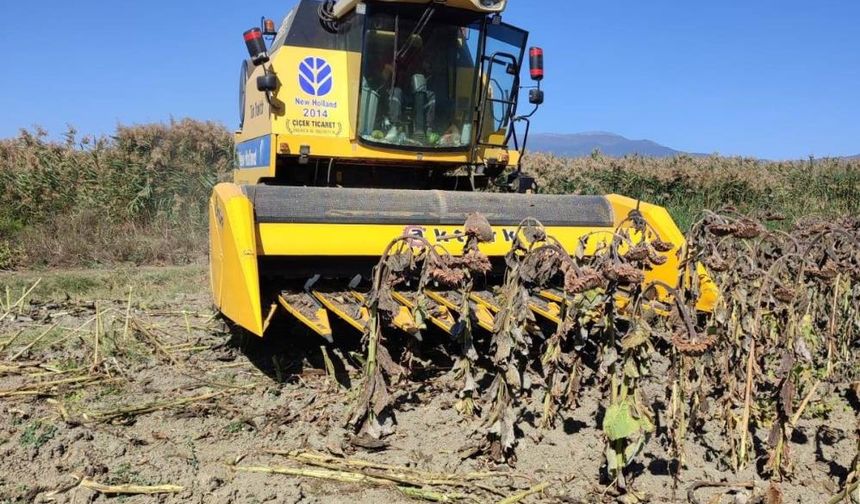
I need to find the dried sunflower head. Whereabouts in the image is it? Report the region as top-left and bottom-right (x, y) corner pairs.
(429, 256), (466, 287)
(707, 223), (737, 237)
(671, 330), (717, 354)
(523, 222), (547, 244)
(741, 269), (762, 281)
(806, 259), (839, 282)
(647, 249), (668, 266)
(430, 267), (464, 287)
(464, 212), (495, 244)
(734, 219), (764, 239)
(705, 255), (730, 272)
(459, 249), (492, 275)
(519, 247), (564, 286)
(651, 238), (675, 253)
(773, 285), (796, 304)
(564, 267), (606, 294)
(603, 263), (645, 285)
(623, 243), (650, 262)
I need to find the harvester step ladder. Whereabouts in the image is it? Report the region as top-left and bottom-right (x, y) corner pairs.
(277, 292), (333, 343)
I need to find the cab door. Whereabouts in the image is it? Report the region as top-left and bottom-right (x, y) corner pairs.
(475, 22), (528, 147)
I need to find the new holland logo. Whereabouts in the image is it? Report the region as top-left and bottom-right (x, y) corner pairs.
(299, 57), (333, 97)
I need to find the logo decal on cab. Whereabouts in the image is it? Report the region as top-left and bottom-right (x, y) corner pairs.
(299, 57), (333, 97)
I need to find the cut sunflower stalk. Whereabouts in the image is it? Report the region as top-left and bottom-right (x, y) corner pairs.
(481, 219), (547, 463)
(537, 244), (601, 429)
(348, 235), (430, 440)
(598, 220), (676, 493)
(349, 215), (489, 441)
(443, 213), (494, 418)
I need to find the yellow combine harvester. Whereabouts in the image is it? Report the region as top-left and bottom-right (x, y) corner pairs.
(210, 0), (715, 339)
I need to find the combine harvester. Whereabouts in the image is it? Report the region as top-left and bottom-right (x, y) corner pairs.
(210, 0), (715, 340)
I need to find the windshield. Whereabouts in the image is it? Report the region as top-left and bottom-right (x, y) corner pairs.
(358, 5), (482, 150)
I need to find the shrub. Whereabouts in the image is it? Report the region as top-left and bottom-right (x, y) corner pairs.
(522, 152), (860, 229)
(0, 119), (233, 268)
(0, 240), (17, 271)
(1, 120), (857, 269)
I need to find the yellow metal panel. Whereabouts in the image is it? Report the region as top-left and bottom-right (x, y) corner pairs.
(605, 194), (718, 312)
(538, 289), (564, 304)
(313, 291), (369, 332)
(472, 305), (496, 332)
(471, 292), (500, 313)
(695, 263), (719, 312)
(209, 183), (265, 336)
(605, 195), (685, 293)
(273, 133), (476, 163)
(528, 297), (563, 325)
(351, 291), (419, 334)
(424, 291), (457, 311)
(391, 309), (419, 334)
(257, 223), (608, 258)
(424, 291), (495, 333)
(237, 65), (276, 143)
(392, 292), (456, 334)
(275, 49), (351, 140)
(234, 167), (273, 185)
(277, 294), (333, 341)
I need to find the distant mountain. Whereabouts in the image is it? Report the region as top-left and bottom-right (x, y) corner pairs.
(527, 132), (685, 158)
(525, 132), (856, 159)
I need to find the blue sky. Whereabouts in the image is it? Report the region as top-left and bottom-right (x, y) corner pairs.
(0, 0), (857, 159)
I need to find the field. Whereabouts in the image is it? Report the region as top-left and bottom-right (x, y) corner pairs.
(0, 121), (858, 503)
(0, 264), (856, 503)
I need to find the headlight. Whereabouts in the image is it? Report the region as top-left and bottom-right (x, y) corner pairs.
(477, 0), (505, 12)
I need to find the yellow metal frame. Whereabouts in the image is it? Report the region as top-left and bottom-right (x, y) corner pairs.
(392, 292), (456, 333)
(313, 291), (370, 332)
(425, 291), (496, 332)
(277, 294), (333, 341)
(210, 183), (718, 337)
(209, 184), (264, 335)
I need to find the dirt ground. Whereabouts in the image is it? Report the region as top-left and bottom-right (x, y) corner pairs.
(0, 266), (857, 503)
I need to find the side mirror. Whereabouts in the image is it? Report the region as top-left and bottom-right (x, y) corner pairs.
(244, 28), (270, 66)
(529, 47), (544, 81)
(257, 74), (278, 92)
(529, 89), (544, 105)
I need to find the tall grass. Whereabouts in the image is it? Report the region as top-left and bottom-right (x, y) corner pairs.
(0, 119), (233, 269)
(0, 119), (857, 269)
(523, 151), (860, 229)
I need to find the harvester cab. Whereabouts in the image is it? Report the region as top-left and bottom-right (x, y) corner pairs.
(235, 0), (540, 189)
(210, 0), (717, 340)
